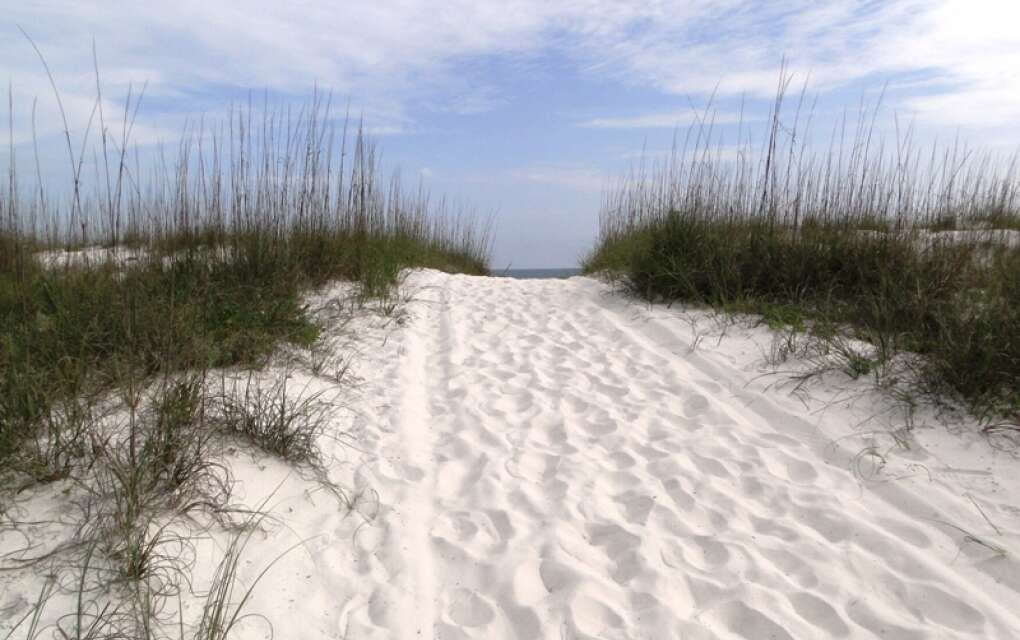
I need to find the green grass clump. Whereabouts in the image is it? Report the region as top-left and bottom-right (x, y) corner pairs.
(0, 254), (317, 468)
(0, 93), (490, 480)
(0, 44), (491, 635)
(586, 77), (1020, 421)
(0, 73), (490, 634)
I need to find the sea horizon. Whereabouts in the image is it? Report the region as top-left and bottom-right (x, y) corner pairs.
(497, 268), (583, 279)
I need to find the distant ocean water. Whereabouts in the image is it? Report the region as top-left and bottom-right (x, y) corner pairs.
(498, 268), (583, 279)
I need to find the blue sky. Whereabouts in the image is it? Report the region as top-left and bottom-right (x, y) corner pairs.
(4, 1), (1020, 267)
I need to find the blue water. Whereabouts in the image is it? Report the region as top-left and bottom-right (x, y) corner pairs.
(498, 268), (583, 280)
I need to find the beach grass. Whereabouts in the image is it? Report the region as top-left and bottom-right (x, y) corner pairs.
(585, 74), (1020, 422)
(1, 86), (490, 470)
(0, 67), (490, 636)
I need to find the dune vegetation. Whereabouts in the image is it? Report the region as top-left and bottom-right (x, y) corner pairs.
(0, 75), (489, 636)
(3, 56), (1019, 638)
(585, 76), (1020, 424)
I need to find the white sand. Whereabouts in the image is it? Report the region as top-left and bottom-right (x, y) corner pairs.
(3, 269), (1020, 638)
(33, 245), (149, 268)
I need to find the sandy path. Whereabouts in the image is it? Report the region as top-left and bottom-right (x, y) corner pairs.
(5, 270), (1017, 639)
(327, 270), (1020, 640)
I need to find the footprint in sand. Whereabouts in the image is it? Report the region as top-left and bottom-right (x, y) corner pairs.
(586, 523), (642, 568)
(660, 477), (695, 510)
(876, 517), (933, 549)
(580, 419), (617, 437)
(708, 600), (795, 640)
(431, 510), (488, 545)
(504, 450), (559, 484)
(688, 452), (732, 479)
(539, 557), (580, 593)
(682, 535), (732, 571)
(613, 490), (655, 525)
(569, 593), (625, 637)
(444, 588), (495, 628)
(682, 393), (712, 418)
(607, 449), (637, 469)
(787, 591), (851, 637)
(846, 599), (929, 640)
(760, 448), (819, 484)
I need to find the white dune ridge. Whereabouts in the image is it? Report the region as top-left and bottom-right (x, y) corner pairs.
(3, 269), (1019, 638)
(268, 269), (1019, 639)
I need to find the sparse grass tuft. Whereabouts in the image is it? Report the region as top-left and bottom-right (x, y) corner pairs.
(214, 372), (332, 465)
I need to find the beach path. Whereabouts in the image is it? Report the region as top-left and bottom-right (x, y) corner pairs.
(336, 270), (1020, 640)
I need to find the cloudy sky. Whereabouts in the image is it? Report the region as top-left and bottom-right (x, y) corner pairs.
(4, 1), (1019, 267)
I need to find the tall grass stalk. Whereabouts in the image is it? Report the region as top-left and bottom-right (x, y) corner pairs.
(1, 56), (489, 637)
(586, 72), (1020, 420)
(1, 82), (490, 469)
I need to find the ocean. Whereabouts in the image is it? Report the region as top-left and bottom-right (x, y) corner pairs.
(498, 268), (583, 279)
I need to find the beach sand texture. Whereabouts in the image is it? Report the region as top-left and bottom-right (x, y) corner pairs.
(3, 269), (1019, 639)
(300, 270), (1019, 639)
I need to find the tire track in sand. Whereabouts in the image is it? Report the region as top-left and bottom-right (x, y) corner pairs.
(386, 282), (439, 637)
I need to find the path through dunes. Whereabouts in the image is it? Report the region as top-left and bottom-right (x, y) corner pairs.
(332, 270), (1020, 639)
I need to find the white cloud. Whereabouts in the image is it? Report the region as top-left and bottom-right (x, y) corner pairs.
(579, 110), (741, 129)
(507, 165), (606, 193)
(618, 144), (748, 164)
(4, 0), (1020, 145)
(879, 0), (1020, 129)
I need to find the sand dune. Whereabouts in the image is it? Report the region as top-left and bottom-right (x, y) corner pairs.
(286, 270), (1019, 639)
(3, 269), (1019, 639)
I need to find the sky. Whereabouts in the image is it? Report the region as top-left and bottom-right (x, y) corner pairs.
(3, 1), (1020, 267)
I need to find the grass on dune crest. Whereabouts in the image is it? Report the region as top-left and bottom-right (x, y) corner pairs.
(585, 73), (1020, 424)
(0, 92), (490, 473)
(0, 57), (489, 637)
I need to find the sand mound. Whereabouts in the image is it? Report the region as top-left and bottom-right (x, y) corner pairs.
(3, 269), (1018, 639)
(324, 270), (1020, 639)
